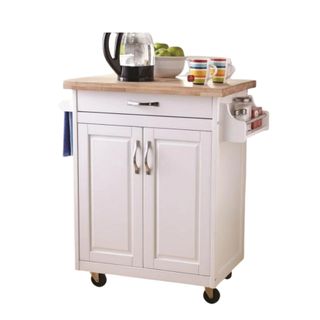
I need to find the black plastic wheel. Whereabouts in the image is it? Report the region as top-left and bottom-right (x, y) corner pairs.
(91, 273), (107, 287)
(203, 288), (220, 304)
(225, 272), (232, 280)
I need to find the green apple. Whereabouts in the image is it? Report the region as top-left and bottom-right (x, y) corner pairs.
(154, 43), (169, 50)
(155, 48), (165, 56)
(157, 49), (172, 56)
(168, 46), (184, 56)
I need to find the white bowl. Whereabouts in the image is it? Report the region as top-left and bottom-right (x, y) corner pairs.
(154, 56), (186, 78)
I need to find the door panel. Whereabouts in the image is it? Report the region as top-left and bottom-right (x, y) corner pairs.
(143, 128), (212, 275)
(78, 124), (143, 267)
(156, 140), (199, 261)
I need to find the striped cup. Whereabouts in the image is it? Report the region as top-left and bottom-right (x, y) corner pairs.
(208, 57), (235, 84)
(187, 58), (217, 85)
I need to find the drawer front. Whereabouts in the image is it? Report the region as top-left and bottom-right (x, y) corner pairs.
(77, 112), (212, 131)
(77, 91), (212, 119)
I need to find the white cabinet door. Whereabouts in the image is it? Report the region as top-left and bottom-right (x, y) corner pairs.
(78, 124), (143, 267)
(143, 128), (212, 275)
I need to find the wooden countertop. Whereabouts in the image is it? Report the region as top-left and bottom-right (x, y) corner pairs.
(63, 75), (256, 97)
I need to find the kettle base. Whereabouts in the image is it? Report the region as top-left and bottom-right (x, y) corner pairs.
(118, 66), (154, 82)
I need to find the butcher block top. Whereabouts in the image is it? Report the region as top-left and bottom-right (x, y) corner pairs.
(63, 75), (256, 97)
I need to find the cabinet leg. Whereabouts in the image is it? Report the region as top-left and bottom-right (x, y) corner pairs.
(91, 272), (100, 283)
(205, 287), (214, 299)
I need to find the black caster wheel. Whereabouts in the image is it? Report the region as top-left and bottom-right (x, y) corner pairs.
(225, 272), (232, 280)
(203, 288), (220, 304)
(91, 273), (107, 287)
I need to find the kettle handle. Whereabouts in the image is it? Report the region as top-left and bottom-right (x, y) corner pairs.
(102, 33), (123, 76)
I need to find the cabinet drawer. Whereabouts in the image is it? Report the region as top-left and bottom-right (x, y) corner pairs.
(77, 91), (212, 119)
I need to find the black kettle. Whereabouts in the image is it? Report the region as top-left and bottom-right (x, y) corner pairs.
(102, 32), (155, 82)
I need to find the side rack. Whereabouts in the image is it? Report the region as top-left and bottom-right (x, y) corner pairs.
(220, 103), (269, 143)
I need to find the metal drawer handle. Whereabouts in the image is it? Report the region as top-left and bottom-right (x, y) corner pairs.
(133, 140), (141, 174)
(127, 101), (159, 107)
(144, 141), (152, 175)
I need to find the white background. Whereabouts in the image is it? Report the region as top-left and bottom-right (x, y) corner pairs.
(0, 0), (319, 318)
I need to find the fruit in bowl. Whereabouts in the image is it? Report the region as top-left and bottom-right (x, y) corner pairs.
(154, 43), (185, 78)
(154, 43), (185, 57)
(167, 46), (184, 57)
(154, 43), (169, 51)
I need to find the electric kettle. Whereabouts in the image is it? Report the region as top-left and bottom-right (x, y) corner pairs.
(103, 32), (155, 82)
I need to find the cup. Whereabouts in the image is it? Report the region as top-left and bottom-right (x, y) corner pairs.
(208, 57), (235, 84)
(187, 58), (217, 85)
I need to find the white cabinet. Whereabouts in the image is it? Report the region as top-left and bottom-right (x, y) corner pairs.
(77, 124), (211, 275)
(143, 128), (212, 275)
(78, 124), (143, 267)
(65, 85), (267, 304)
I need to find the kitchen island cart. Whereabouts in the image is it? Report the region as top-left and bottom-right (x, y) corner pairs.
(63, 75), (269, 304)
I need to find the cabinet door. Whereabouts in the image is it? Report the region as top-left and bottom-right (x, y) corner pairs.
(78, 124), (143, 267)
(143, 128), (212, 275)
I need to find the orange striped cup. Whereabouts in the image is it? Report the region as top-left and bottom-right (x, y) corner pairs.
(187, 58), (218, 85)
(208, 58), (235, 84)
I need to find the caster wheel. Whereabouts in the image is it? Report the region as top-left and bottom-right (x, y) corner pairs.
(91, 273), (107, 287)
(225, 272), (232, 280)
(203, 288), (220, 304)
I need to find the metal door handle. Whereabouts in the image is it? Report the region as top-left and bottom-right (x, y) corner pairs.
(144, 141), (152, 175)
(127, 101), (159, 107)
(133, 140), (141, 174)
